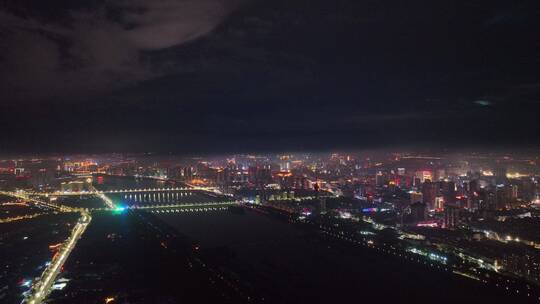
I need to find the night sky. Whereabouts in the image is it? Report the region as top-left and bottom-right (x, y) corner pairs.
(1, 0), (540, 154)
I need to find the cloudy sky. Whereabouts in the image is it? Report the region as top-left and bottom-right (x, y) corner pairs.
(1, 0), (540, 154)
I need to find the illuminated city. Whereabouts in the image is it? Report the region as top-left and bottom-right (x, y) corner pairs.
(2, 1), (540, 304)
(1, 152), (540, 303)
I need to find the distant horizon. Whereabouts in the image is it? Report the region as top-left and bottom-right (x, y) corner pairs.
(2, 147), (540, 160)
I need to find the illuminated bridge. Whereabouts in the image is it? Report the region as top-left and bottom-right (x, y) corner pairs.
(56, 186), (238, 212)
(101, 201), (239, 212)
(105, 190), (238, 210)
(46, 186), (220, 196)
(10, 187), (237, 213)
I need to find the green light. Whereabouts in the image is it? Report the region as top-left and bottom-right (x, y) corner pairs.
(474, 100), (491, 106)
(112, 205), (127, 215)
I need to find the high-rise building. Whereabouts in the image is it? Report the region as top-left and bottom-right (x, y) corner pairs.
(319, 197), (327, 214)
(434, 168), (446, 181)
(434, 196), (445, 210)
(495, 166), (508, 184)
(413, 177), (422, 188)
(415, 170), (432, 183)
(469, 179), (479, 194)
(216, 168), (231, 186)
(182, 167), (193, 180)
(422, 180), (438, 210)
(410, 191), (423, 205)
(410, 202), (427, 223)
(443, 205), (460, 229)
(375, 171), (387, 187)
(248, 165), (272, 186)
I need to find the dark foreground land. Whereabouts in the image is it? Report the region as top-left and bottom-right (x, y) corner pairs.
(0, 213), (79, 303)
(48, 210), (247, 304)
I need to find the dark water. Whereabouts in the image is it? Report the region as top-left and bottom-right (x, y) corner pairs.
(155, 209), (533, 304)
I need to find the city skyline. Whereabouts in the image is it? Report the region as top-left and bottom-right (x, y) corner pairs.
(2, 150), (540, 303)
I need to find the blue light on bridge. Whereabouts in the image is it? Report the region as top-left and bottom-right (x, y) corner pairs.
(112, 205), (127, 214)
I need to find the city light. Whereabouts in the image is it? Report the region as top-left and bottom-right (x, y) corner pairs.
(2, 151), (540, 303)
(104, 297), (116, 304)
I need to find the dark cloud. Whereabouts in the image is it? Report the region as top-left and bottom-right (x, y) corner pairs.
(1, 0), (540, 154)
(0, 0), (241, 101)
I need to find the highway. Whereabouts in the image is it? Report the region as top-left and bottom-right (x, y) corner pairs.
(0, 190), (73, 212)
(88, 184), (116, 209)
(0, 212), (47, 223)
(24, 211), (92, 304)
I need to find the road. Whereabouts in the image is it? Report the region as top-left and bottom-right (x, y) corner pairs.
(25, 211), (92, 304)
(88, 184), (116, 209)
(0, 212), (47, 223)
(0, 190), (73, 212)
